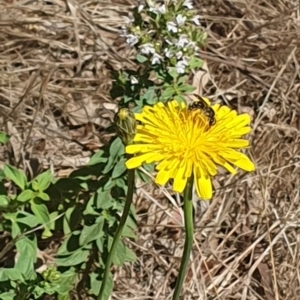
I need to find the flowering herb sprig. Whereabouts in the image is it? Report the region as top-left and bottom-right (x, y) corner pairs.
(113, 0), (207, 108)
(123, 0), (205, 72)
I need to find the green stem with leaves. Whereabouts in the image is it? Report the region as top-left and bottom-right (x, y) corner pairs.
(172, 176), (194, 300)
(98, 154), (135, 300)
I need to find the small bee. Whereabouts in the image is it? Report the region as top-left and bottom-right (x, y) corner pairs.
(188, 94), (216, 127)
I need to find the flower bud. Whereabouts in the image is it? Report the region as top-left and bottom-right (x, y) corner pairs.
(114, 108), (137, 145)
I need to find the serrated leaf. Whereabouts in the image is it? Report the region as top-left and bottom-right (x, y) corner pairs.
(79, 217), (104, 246)
(88, 150), (107, 165)
(3, 164), (27, 190)
(30, 202), (52, 238)
(17, 189), (35, 202)
(56, 249), (89, 266)
(31, 170), (53, 192)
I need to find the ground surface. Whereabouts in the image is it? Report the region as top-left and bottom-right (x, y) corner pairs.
(1, 0), (300, 299)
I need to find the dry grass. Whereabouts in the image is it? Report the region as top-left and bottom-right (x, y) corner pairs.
(1, 0), (300, 299)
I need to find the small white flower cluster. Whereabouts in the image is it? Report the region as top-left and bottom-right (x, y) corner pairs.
(121, 0), (206, 75)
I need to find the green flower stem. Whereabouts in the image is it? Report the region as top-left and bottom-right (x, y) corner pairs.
(172, 177), (194, 300)
(98, 153), (135, 300)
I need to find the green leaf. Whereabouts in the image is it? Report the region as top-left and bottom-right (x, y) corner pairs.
(112, 158), (126, 178)
(136, 53), (148, 63)
(57, 232), (80, 255)
(3, 164), (27, 190)
(177, 83), (195, 93)
(89, 272), (101, 295)
(122, 224), (137, 239)
(0, 291), (15, 300)
(15, 236), (37, 280)
(143, 88), (156, 104)
(0, 195), (10, 208)
(103, 179), (116, 191)
(189, 56), (204, 69)
(167, 67), (179, 78)
(103, 138), (124, 174)
(56, 249), (89, 266)
(101, 273), (114, 300)
(112, 241), (135, 266)
(17, 189), (35, 202)
(79, 217), (104, 246)
(161, 87), (175, 100)
(36, 192), (50, 201)
(56, 270), (77, 294)
(115, 178), (127, 194)
(83, 196), (98, 216)
(3, 212), (20, 238)
(63, 206), (82, 235)
(16, 211), (39, 227)
(58, 293), (71, 300)
(0, 268), (23, 282)
(0, 132), (9, 145)
(30, 202), (52, 238)
(96, 189), (113, 210)
(88, 150), (107, 165)
(31, 170), (53, 192)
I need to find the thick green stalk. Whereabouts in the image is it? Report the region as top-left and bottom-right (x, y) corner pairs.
(98, 154), (135, 300)
(172, 177), (194, 300)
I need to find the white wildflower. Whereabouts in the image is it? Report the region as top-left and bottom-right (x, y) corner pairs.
(176, 59), (188, 74)
(151, 53), (163, 65)
(183, 0), (193, 9)
(192, 15), (201, 26)
(126, 34), (139, 46)
(130, 76), (138, 84)
(176, 51), (183, 59)
(176, 14), (186, 26)
(177, 34), (189, 48)
(164, 48), (173, 58)
(167, 21), (177, 33)
(158, 4), (166, 14)
(140, 43), (155, 55)
(138, 4), (144, 12)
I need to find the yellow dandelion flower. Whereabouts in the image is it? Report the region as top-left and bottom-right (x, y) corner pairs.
(125, 99), (255, 200)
